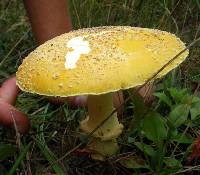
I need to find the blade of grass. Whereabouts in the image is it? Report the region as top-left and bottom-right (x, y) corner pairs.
(7, 142), (32, 175)
(0, 30), (30, 67)
(196, 0), (200, 10)
(36, 138), (66, 174)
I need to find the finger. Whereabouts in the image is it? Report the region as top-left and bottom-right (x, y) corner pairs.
(0, 76), (20, 105)
(47, 97), (67, 105)
(113, 91), (124, 116)
(0, 100), (30, 134)
(68, 96), (88, 107)
(48, 96), (88, 108)
(137, 83), (155, 105)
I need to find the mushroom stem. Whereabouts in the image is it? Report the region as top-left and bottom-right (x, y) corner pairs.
(87, 138), (119, 160)
(80, 93), (123, 159)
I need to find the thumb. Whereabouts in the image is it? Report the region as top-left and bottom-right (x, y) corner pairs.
(0, 76), (20, 105)
(0, 100), (30, 134)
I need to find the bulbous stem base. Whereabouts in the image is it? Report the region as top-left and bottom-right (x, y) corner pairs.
(80, 93), (123, 160)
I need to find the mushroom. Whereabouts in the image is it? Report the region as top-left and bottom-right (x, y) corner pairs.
(16, 26), (188, 160)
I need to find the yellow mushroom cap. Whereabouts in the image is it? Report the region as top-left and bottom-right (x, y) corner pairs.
(16, 26), (189, 97)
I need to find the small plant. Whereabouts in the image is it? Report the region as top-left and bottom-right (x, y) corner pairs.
(121, 85), (200, 174)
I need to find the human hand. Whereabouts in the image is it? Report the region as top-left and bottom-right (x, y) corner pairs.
(0, 77), (88, 134)
(0, 77), (30, 134)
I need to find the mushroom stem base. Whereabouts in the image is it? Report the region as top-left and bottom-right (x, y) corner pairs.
(80, 93), (123, 160)
(88, 138), (118, 160)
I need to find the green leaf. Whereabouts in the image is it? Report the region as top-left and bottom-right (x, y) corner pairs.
(190, 106), (200, 120)
(134, 142), (155, 157)
(127, 137), (135, 143)
(131, 90), (145, 117)
(167, 120), (178, 138)
(164, 157), (182, 168)
(151, 144), (166, 171)
(168, 88), (188, 104)
(192, 96), (200, 104)
(142, 111), (167, 141)
(0, 144), (16, 161)
(168, 104), (190, 127)
(190, 99), (200, 120)
(154, 92), (172, 107)
(128, 89), (145, 133)
(172, 133), (193, 144)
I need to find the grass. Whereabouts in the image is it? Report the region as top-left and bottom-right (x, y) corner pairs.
(0, 0), (200, 174)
